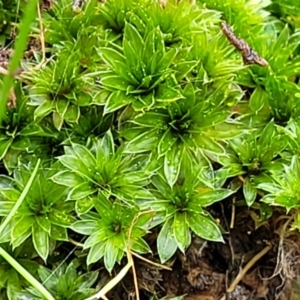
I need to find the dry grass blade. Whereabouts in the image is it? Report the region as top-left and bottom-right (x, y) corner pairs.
(227, 243), (272, 293)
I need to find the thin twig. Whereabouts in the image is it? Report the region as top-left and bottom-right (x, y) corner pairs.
(221, 21), (269, 67)
(34, 2), (46, 69)
(126, 213), (144, 300)
(124, 210), (155, 300)
(44, 236), (85, 285)
(265, 215), (294, 280)
(227, 243), (272, 293)
(69, 237), (84, 248)
(230, 196), (236, 229)
(84, 261), (133, 300)
(131, 251), (172, 271)
(127, 250), (139, 300)
(238, 175), (245, 183)
(229, 235), (235, 266)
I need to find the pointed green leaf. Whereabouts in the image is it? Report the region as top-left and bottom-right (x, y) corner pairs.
(131, 237), (151, 254)
(84, 228), (107, 249)
(71, 143), (96, 168)
(274, 194), (298, 210)
(194, 134), (225, 154)
(36, 216), (51, 234)
(12, 216), (35, 240)
(174, 61), (199, 81)
(156, 85), (183, 102)
(34, 100), (54, 119)
(0, 202), (14, 216)
(124, 22), (144, 59)
(249, 86), (268, 112)
(72, 220), (99, 235)
(101, 130), (115, 158)
(93, 192), (113, 218)
(64, 104), (80, 122)
(194, 189), (235, 207)
(49, 209), (76, 227)
(104, 239), (119, 273)
(144, 29), (156, 63)
(101, 76), (129, 91)
(76, 197), (94, 215)
(164, 144), (183, 187)
(173, 212), (191, 252)
(32, 223), (49, 261)
(243, 177), (257, 206)
(157, 218), (177, 263)
(188, 212), (224, 242)
(157, 48), (177, 73)
(158, 128), (178, 157)
(125, 129), (158, 153)
(55, 99), (69, 115)
(51, 170), (82, 187)
(0, 138), (13, 159)
(123, 40), (140, 71)
(194, 111), (230, 128)
(99, 47), (127, 71)
(132, 112), (169, 128)
(52, 111), (64, 131)
(58, 155), (93, 177)
(87, 242), (106, 265)
(104, 90), (134, 114)
(50, 225), (68, 241)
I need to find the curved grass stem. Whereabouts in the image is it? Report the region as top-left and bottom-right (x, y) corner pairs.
(0, 0), (39, 124)
(0, 247), (55, 300)
(0, 158), (54, 300)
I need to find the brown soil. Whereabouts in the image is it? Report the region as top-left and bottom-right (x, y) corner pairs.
(103, 202), (300, 300)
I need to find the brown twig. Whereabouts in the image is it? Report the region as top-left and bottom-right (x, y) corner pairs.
(221, 21), (269, 67)
(131, 252), (172, 271)
(227, 243), (272, 293)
